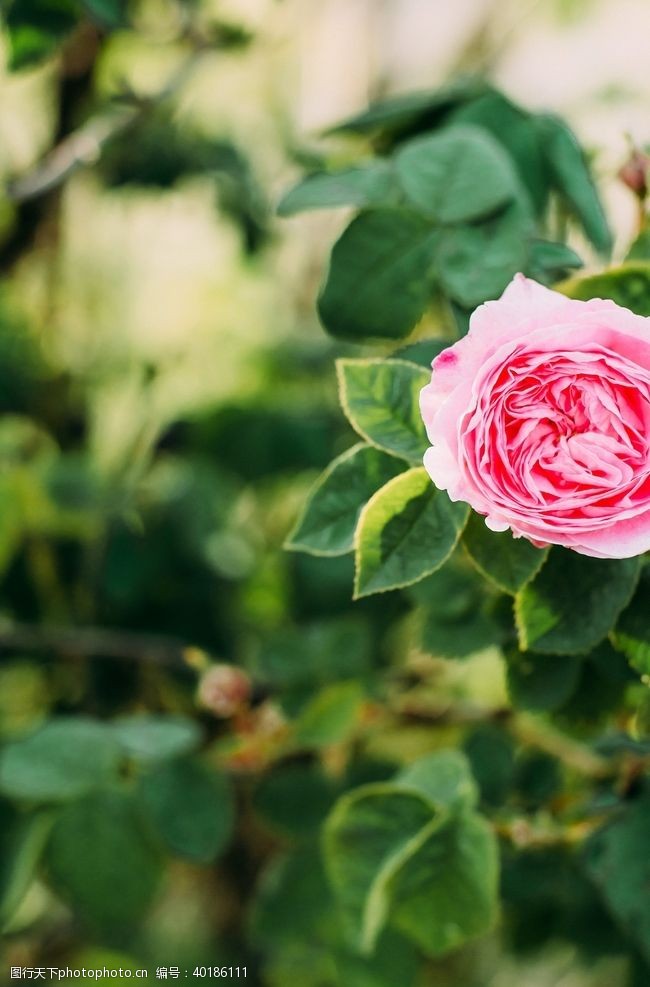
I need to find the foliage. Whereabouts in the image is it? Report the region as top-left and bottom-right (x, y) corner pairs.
(0, 2), (648, 986)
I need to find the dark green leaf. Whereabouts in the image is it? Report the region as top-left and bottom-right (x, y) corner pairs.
(505, 646), (581, 712)
(286, 444), (402, 556)
(318, 211), (438, 341)
(392, 338), (450, 368)
(111, 714), (202, 764)
(528, 239), (584, 281)
(395, 125), (518, 224)
(253, 764), (339, 838)
(278, 163), (398, 216)
(536, 114), (612, 256)
(47, 789), (163, 931)
(610, 568), (650, 674)
(436, 202), (531, 308)
(462, 512), (548, 594)
(138, 758), (234, 863)
(354, 467), (468, 598)
(0, 802), (52, 928)
(516, 549), (640, 654)
(336, 359), (430, 464)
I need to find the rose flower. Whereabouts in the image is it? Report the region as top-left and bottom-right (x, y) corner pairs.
(420, 274), (650, 558)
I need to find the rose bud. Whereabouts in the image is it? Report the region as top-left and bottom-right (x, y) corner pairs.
(618, 148), (649, 199)
(420, 274), (650, 558)
(197, 663), (251, 718)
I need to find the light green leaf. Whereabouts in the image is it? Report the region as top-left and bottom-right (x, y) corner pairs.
(436, 202), (531, 308)
(324, 758), (498, 957)
(535, 113), (612, 256)
(0, 718), (121, 803)
(516, 549), (641, 654)
(278, 163), (398, 216)
(0, 803), (52, 928)
(396, 750), (478, 812)
(354, 468), (468, 598)
(47, 789), (163, 931)
(462, 512), (548, 594)
(504, 646), (581, 712)
(395, 125), (518, 224)
(558, 263), (650, 317)
(336, 359), (430, 464)
(318, 211), (438, 341)
(293, 682), (364, 748)
(324, 783), (441, 952)
(111, 714), (202, 765)
(286, 444), (402, 556)
(138, 758), (234, 863)
(389, 810), (498, 957)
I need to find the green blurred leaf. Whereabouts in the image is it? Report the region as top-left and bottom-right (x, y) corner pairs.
(254, 618), (372, 693)
(286, 444), (402, 556)
(253, 763), (339, 838)
(436, 202), (531, 308)
(463, 725), (516, 808)
(516, 549), (640, 654)
(395, 125), (518, 224)
(318, 211), (438, 341)
(293, 682), (364, 748)
(6, 0), (80, 70)
(536, 114), (612, 255)
(324, 755), (498, 957)
(47, 789), (163, 931)
(81, 0), (126, 28)
(505, 646), (581, 712)
(138, 758), (234, 863)
(584, 794), (650, 964)
(395, 750), (478, 812)
(462, 512), (548, 594)
(0, 802), (52, 928)
(354, 467), (468, 598)
(392, 338), (449, 368)
(278, 163), (398, 216)
(626, 227), (650, 262)
(528, 239), (583, 281)
(558, 263), (650, 316)
(611, 569), (650, 675)
(0, 718), (120, 803)
(336, 359), (430, 464)
(111, 714), (203, 765)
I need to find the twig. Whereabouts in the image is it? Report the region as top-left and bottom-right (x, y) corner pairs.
(0, 621), (203, 671)
(6, 49), (207, 203)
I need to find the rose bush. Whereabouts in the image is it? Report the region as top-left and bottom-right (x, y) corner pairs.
(420, 275), (650, 558)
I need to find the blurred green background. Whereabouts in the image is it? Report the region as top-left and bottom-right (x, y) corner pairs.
(1, 1), (649, 985)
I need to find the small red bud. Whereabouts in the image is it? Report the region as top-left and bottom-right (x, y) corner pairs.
(197, 663), (251, 718)
(618, 149), (649, 199)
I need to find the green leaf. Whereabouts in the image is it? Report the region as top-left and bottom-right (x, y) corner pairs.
(81, 0), (127, 28)
(505, 646), (581, 712)
(515, 549), (641, 654)
(324, 783), (441, 952)
(138, 758), (234, 863)
(462, 512), (548, 594)
(0, 803), (52, 928)
(626, 227), (650, 262)
(254, 618), (371, 693)
(535, 114), (612, 256)
(293, 682), (364, 748)
(388, 810), (498, 957)
(392, 338), (450, 368)
(354, 468), (468, 598)
(395, 125), (518, 224)
(6, 0), (80, 70)
(278, 163), (398, 216)
(111, 714), (202, 765)
(286, 444), (402, 556)
(449, 90), (547, 215)
(336, 358), (430, 465)
(558, 263), (650, 317)
(47, 789), (163, 931)
(396, 750), (478, 812)
(326, 79), (487, 137)
(610, 569), (650, 675)
(0, 718), (121, 803)
(253, 764), (339, 838)
(318, 211), (438, 341)
(528, 239), (583, 282)
(436, 202), (531, 308)
(584, 794), (650, 964)
(324, 757), (498, 957)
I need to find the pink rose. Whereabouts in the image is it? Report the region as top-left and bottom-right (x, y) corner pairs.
(420, 274), (650, 559)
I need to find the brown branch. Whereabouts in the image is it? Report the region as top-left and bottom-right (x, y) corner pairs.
(0, 621), (204, 671)
(6, 49), (207, 203)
